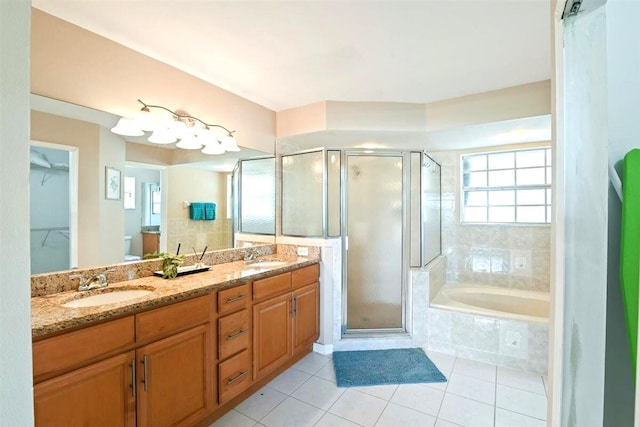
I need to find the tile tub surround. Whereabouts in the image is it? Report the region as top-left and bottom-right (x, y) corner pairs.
(430, 149), (552, 293)
(31, 254), (317, 337)
(427, 307), (549, 374)
(31, 244), (276, 297)
(411, 256), (548, 374)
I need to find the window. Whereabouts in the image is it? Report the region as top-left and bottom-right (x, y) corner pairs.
(151, 187), (161, 215)
(462, 147), (551, 224)
(123, 176), (135, 209)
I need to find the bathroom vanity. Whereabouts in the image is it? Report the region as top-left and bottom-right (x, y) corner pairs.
(31, 257), (319, 427)
(141, 231), (160, 256)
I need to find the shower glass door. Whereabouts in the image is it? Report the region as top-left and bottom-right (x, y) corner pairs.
(344, 152), (407, 333)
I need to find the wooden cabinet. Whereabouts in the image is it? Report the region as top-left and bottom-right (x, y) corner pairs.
(218, 309), (250, 360)
(33, 316), (135, 381)
(292, 282), (320, 356)
(136, 324), (212, 427)
(34, 351), (136, 427)
(218, 283), (250, 315)
(142, 232), (160, 256)
(253, 264), (320, 380)
(32, 262), (320, 427)
(216, 283), (252, 404)
(218, 349), (251, 404)
(33, 294), (213, 427)
(253, 293), (292, 379)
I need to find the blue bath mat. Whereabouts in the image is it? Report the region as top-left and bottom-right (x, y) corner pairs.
(332, 348), (447, 387)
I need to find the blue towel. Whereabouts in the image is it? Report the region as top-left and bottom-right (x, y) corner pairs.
(204, 203), (216, 220)
(190, 203), (205, 220)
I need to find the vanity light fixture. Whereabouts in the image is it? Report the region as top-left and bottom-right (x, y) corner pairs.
(111, 99), (240, 154)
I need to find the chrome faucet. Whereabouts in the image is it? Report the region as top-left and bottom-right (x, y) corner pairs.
(244, 252), (257, 264)
(70, 269), (115, 291)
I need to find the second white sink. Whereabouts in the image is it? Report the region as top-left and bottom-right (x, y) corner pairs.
(62, 289), (153, 308)
(253, 261), (287, 268)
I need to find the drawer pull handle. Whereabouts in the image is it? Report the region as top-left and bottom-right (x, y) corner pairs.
(226, 294), (249, 304)
(226, 370), (248, 385)
(226, 329), (248, 341)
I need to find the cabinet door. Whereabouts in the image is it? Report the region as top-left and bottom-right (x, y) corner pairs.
(292, 282), (320, 355)
(142, 233), (160, 255)
(137, 324), (212, 427)
(253, 293), (292, 380)
(34, 351), (135, 427)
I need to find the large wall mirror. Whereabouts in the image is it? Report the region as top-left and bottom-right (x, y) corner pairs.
(30, 95), (276, 275)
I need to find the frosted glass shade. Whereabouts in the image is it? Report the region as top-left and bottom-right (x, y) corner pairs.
(110, 118), (144, 137)
(201, 142), (225, 155)
(148, 128), (177, 144)
(220, 135), (240, 152)
(175, 134), (202, 150)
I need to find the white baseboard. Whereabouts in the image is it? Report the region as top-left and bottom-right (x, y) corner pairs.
(313, 343), (333, 355)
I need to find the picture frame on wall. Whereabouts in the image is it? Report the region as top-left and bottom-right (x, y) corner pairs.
(105, 166), (121, 200)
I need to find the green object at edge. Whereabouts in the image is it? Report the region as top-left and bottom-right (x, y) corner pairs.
(621, 149), (640, 378)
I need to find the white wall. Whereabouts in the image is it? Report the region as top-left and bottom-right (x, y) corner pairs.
(561, 6), (609, 426)
(0, 0), (34, 424)
(98, 128), (126, 265)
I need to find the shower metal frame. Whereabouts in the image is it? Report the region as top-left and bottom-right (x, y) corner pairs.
(341, 149), (413, 337)
(278, 147), (441, 338)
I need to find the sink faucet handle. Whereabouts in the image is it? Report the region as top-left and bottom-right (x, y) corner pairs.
(69, 273), (87, 284)
(104, 269), (116, 274)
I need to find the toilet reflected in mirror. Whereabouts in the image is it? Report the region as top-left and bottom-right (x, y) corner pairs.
(124, 236), (141, 262)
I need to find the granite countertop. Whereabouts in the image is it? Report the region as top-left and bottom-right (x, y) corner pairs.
(32, 255), (318, 338)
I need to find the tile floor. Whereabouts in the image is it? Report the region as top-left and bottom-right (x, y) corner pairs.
(210, 350), (548, 427)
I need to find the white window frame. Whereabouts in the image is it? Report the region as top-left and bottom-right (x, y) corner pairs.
(461, 147), (552, 225)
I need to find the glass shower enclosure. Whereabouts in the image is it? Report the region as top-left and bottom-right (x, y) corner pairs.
(280, 148), (441, 336)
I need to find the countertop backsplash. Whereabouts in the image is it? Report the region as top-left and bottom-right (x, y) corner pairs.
(31, 244), (276, 297)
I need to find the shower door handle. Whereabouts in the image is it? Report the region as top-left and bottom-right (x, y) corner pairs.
(345, 236), (349, 251)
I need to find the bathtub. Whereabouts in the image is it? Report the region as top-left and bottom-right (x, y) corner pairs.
(431, 284), (549, 324)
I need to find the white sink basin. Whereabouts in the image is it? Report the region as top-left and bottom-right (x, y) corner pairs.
(62, 289), (153, 308)
(253, 261), (287, 268)
(240, 268), (264, 277)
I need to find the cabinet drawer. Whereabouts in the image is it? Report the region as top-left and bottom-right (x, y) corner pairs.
(136, 294), (212, 343)
(218, 309), (250, 360)
(292, 264), (320, 289)
(253, 272), (291, 302)
(33, 316), (135, 380)
(218, 349), (251, 403)
(217, 283), (250, 315)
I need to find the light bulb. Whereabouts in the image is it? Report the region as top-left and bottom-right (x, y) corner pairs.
(110, 117), (144, 137)
(198, 128), (217, 146)
(201, 142), (225, 155)
(220, 134), (240, 152)
(169, 118), (188, 140)
(134, 107), (156, 132)
(176, 134), (202, 150)
(148, 128), (177, 144)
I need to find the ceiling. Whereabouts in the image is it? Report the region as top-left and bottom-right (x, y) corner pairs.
(31, 0), (551, 113)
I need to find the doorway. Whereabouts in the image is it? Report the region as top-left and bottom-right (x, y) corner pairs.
(29, 141), (78, 274)
(343, 151), (408, 335)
